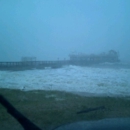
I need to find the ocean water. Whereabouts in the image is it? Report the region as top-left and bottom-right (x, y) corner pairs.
(0, 63), (130, 97)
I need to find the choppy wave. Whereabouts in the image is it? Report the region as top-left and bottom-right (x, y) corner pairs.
(94, 62), (130, 69)
(0, 64), (130, 97)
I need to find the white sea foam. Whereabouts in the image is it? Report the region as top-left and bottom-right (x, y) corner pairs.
(0, 65), (130, 97)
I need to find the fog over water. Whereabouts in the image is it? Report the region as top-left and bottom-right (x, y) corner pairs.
(0, 0), (130, 62)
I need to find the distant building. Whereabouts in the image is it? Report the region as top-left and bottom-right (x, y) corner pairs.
(69, 50), (120, 65)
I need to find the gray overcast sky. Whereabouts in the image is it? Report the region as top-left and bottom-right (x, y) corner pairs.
(0, 0), (130, 62)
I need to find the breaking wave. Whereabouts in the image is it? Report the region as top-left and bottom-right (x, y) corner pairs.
(0, 63), (130, 97)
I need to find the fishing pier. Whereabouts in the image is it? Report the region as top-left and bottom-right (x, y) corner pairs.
(0, 50), (120, 71)
(0, 60), (70, 70)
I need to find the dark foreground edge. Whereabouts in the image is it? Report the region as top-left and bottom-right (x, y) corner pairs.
(1, 94), (130, 130)
(54, 118), (130, 130)
(0, 94), (42, 130)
